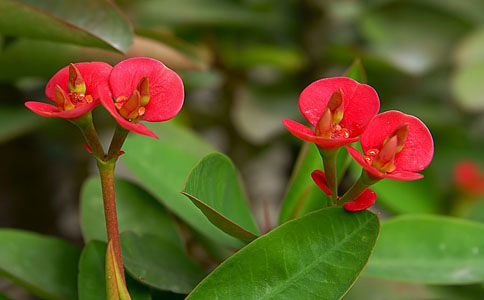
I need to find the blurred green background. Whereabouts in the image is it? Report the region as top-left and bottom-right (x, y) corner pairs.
(1, 0), (484, 298)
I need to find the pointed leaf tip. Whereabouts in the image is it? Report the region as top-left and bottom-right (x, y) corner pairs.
(106, 240), (132, 300)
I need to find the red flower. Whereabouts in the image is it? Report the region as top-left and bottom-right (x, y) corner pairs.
(283, 77), (380, 149)
(100, 57), (184, 138)
(25, 62), (112, 119)
(454, 161), (484, 196)
(344, 189), (376, 211)
(346, 110), (434, 181)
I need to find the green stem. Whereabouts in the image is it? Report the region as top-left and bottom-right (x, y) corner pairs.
(106, 125), (129, 161)
(320, 147), (340, 206)
(72, 112), (105, 159)
(339, 170), (379, 204)
(97, 160), (125, 283)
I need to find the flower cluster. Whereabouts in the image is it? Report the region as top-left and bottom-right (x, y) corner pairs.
(25, 57), (184, 139)
(284, 77), (434, 211)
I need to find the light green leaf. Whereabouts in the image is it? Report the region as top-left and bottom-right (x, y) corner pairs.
(343, 58), (367, 83)
(121, 232), (205, 294)
(0, 229), (80, 300)
(0, 0), (133, 52)
(279, 143), (326, 224)
(122, 122), (243, 249)
(78, 241), (151, 300)
(182, 152), (259, 242)
(365, 215), (484, 284)
(80, 177), (182, 249)
(188, 208), (380, 300)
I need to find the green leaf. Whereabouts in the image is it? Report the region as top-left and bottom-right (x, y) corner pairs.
(122, 122), (243, 249)
(80, 177), (182, 249)
(0, 0), (133, 52)
(182, 152), (259, 242)
(121, 232), (205, 294)
(0, 292), (12, 300)
(78, 241), (151, 300)
(188, 208), (380, 300)
(0, 229), (80, 300)
(279, 143), (326, 224)
(0, 107), (44, 143)
(343, 59), (367, 83)
(365, 215), (484, 284)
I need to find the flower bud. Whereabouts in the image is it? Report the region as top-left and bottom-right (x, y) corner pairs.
(373, 135), (398, 173)
(136, 77), (150, 107)
(68, 63), (86, 94)
(327, 88), (344, 124)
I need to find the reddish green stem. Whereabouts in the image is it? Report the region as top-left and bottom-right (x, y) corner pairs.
(320, 147), (340, 206)
(97, 160), (125, 282)
(107, 125), (129, 161)
(339, 170), (380, 204)
(72, 112), (105, 159)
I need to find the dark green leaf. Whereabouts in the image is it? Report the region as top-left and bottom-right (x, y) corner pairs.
(0, 107), (44, 143)
(0, 229), (80, 300)
(0, 292), (12, 300)
(0, 0), (133, 52)
(122, 122), (243, 249)
(78, 241), (152, 300)
(80, 177), (182, 248)
(182, 152), (259, 242)
(188, 208), (380, 300)
(365, 215), (484, 284)
(279, 143), (326, 224)
(121, 232), (205, 294)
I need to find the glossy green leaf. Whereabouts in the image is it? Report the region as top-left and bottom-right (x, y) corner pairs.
(279, 143), (326, 224)
(188, 208), (380, 300)
(365, 215), (484, 284)
(182, 152), (259, 242)
(80, 177), (182, 248)
(0, 229), (80, 300)
(122, 122), (242, 249)
(343, 59), (367, 83)
(0, 107), (44, 143)
(78, 241), (151, 300)
(0, 0), (133, 52)
(121, 232), (205, 294)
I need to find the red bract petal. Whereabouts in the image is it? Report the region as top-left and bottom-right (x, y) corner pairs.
(109, 57), (184, 122)
(283, 119), (359, 149)
(99, 87), (158, 139)
(299, 77), (380, 137)
(344, 189), (377, 211)
(453, 161), (484, 196)
(361, 110), (434, 173)
(311, 170), (332, 195)
(45, 62), (112, 102)
(346, 145), (424, 181)
(25, 100), (98, 119)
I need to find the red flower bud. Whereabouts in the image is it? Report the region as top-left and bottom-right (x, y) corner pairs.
(100, 57), (184, 139)
(311, 170), (332, 196)
(346, 111), (434, 181)
(25, 62), (112, 119)
(283, 77), (380, 149)
(454, 161), (484, 196)
(344, 189), (377, 211)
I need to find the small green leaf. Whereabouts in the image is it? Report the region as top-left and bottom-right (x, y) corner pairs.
(121, 232), (205, 294)
(343, 59), (367, 83)
(78, 241), (151, 300)
(279, 143), (326, 224)
(122, 122), (242, 249)
(365, 215), (484, 284)
(0, 0), (133, 52)
(80, 177), (182, 249)
(0, 229), (80, 300)
(106, 241), (132, 300)
(182, 152), (259, 242)
(188, 208), (380, 300)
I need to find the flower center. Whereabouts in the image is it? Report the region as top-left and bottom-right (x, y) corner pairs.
(114, 77), (150, 122)
(53, 63), (94, 112)
(314, 88), (351, 139)
(365, 123), (409, 173)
